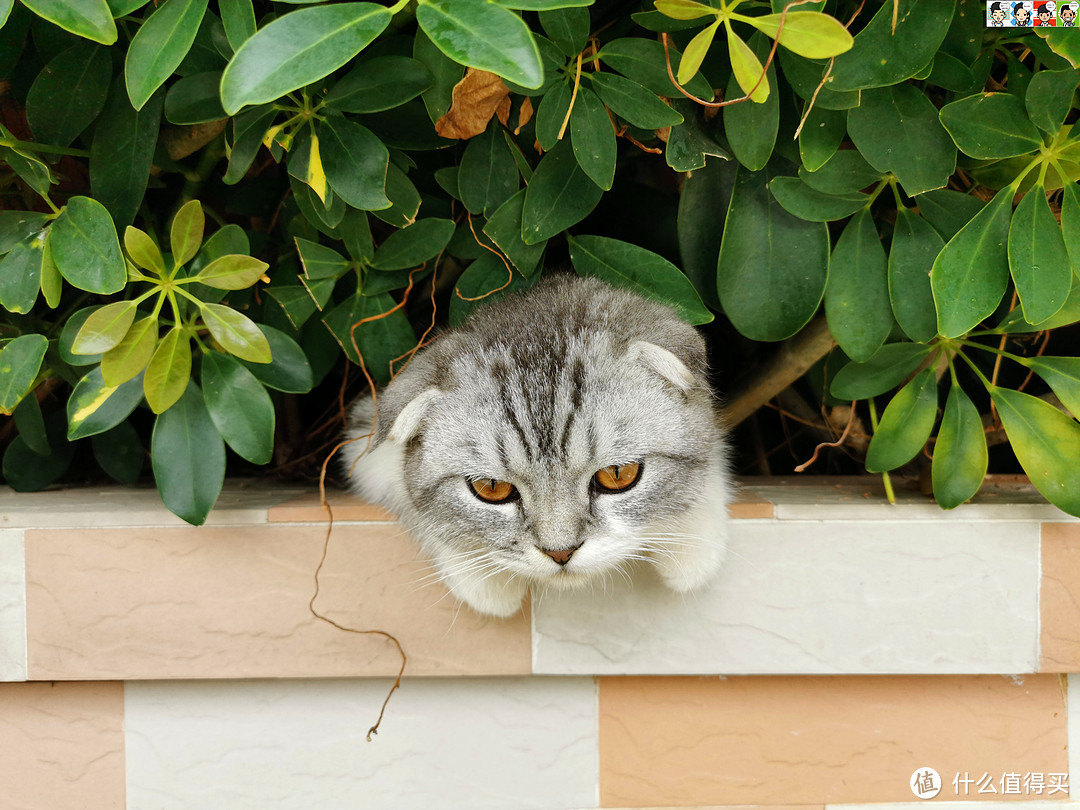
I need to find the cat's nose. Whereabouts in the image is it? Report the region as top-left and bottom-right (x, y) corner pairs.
(540, 543), (582, 566)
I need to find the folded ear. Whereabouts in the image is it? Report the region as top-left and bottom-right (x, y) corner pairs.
(627, 339), (700, 392)
(371, 337), (457, 445)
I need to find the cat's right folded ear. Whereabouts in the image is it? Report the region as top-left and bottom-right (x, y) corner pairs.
(370, 342), (452, 446)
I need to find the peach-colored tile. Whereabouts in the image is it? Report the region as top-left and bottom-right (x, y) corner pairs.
(1041, 523), (1080, 672)
(728, 489), (775, 519)
(25, 525), (530, 680)
(268, 490), (396, 523)
(0, 681), (124, 810)
(599, 675), (1068, 807)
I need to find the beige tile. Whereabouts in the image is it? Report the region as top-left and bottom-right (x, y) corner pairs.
(728, 489), (775, 519)
(1040, 523), (1080, 672)
(0, 681), (124, 810)
(598, 675), (1068, 806)
(25, 525), (530, 680)
(268, 490), (396, 523)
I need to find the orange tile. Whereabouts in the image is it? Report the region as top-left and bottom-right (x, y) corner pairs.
(1041, 523), (1080, 672)
(728, 489), (775, 519)
(268, 490), (396, 522)
(25, 525), (530, 680)
(599, 675), (1068, 806)
(0, 682), (124, 810)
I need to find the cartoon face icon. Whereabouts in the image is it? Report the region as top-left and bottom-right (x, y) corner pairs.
(1037, 7), (1054, 21)
(990, 1), (1008, 21)
(1062, 2), (1077, 22)
(1014, 2), (1032, 23)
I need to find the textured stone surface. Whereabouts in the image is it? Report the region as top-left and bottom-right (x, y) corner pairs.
(1040, 523), (1080, 672)
(26, 524), (531, 680)
(0, 681), (125, 810)
(125, 677), (597, 810)
(268, 491), (396, 522)
(0, 529), (26, 681)
(598, 675), (1068, 807)
(534, 521), (1040, 674)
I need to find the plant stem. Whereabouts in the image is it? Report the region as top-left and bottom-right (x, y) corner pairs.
(866, 398), (896, 504)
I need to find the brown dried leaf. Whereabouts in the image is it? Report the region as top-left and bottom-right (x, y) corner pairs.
(435, 68), (512, 140)
(495, 95), (511, 127)
(515, 96), (534, 135)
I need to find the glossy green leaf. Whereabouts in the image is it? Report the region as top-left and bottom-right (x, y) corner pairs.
(413, 27), (464, 122)
(201, 303), (272, 363)
(125, 0), (208, 109)
(152, 381), (225, 525)
(1025, 67), (1080, 133)
(746, 11), (853, 59)
(677, 18), (719, 85)
(321, 292), (417, 384)
(799, 149), (881, 194)
(324, 56), (433, 115)
(798, 106), (845, 172)
(847, 83), (955, 195)
(183, 224), (250, 304)
(587, 72), (683, 129)
(491, 0), (592, 7)
(916, 188), (986, 242)
(567, 234), (712, 325)
(144, 326), (192, 414)
(938, 93), (1043, 159)
(170, 199), (205, 269)
(830, 342), (933, 400)
(59, 308), (104, 366)
(416, 0), (543, 89)
(1023, 357), (1080, 419)
(124, 226), (165, 275)
(724, 33), (778, 169)
(448, 253), (534, 328)
(768, 177), (867, 222)
(932, 382), (987, 508)
(828, 0), (954, 91)
(201, 350), (274, 464)
(369, 163), (421, 228)
(48, 196), (126, 294)
(21, 0), (116, 44)
(0, 334), (48, 415)
(66, 366), (144, 440)
(192, 254), (269, 289)
(0, 234), (43, 314)
(0, 140), (52, 197)
(458, 124), (520, 216)
(218, 0), (255, 51)
(653, 0), (713, 19)
(779, 49), (860, 110)
(599, 37), (713, 99)
(676, 157), (732, 311)
(1000, 276), (1080, 333)
(990, 386), (1080, 517)
(238, 325), (313, 393)
(483, 190), (546, 279)
(0, 212), (50, 255)
(163, 71), (227, 124)
(888, 208), (942, 344)
(39, 241), (60, 309)
(726, 23), (768, 103)
(91, 421), (143, 484)
(26, 41), (111, 146)
(372, 218), (455, 271)
(340, 209), (374, 264)
(865, 367), (938, 472)
(717, 163), (829, 342)
(931, 185), (1012, 338)
(1059, 180), (1080, 277)
(570, 86), (616, 190)
(521, 141), (604, 245)
(539, 7), (589, 56)
(294, 237), (349, 281)
(318, 116), (390, 211)
(220, 3), (392, 114)
(13, 394), (49, 456)
(825, 209), (892, 362)
(534, 81), (571, 151)
(3, 414), (73, 491)
(100, 315), (157, 386)
(72, 300), (137, 355)
(1008, 186), (1072, 325)
(223, 104), (276, 185)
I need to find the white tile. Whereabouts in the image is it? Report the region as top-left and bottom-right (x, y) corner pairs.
(533, 521), (1040, 675)
(0, 530), (26, 681)
(125, 677), (598, 810)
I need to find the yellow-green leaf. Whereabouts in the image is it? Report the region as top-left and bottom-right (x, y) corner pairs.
(124, 226), (166, 275)
(726, 23), (769, 103)
(745, 11), (853, 60)
(654, 0), (715, 21)
(101, 316), (158, 387)
(306, 133), (329, 204)
(71, 300), (138, 355)
(200, 303), (272, 363)
(677, 18), (720, 86)
(40, 240), (61, 309)
(170, 199), (204, 269)
(144, 326), (192, 414)
(192, 254), (270, 290)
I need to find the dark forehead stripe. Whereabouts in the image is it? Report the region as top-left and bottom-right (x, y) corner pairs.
(494, 360), (535, 462)
(558, 357), (587, 461)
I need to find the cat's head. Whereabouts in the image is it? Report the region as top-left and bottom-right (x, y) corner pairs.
(364, 276), (723, 588)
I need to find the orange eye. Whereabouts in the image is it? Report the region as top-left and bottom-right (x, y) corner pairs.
(593, 462), (642, 492)
(470, 478), (518, 503)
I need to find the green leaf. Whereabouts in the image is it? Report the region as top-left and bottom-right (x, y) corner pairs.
(483, 189), (547, 278)
(321, 292), (416, 384)
(828, 0), (954, 91)
(1023, 357), (1080, 419)
(449, 253), (534, 328)
(990, 386), (1080, 517)
(26, 41), (111, 146)
(570, 86), (617, 190)
(163, 71), (227, 124)
(144, 326), (192, 414)
(324, 55), (432, 113)
(865, 367), (938, 472)
(521, 141), (604, 245)
(295, 237), (349, 281)
(717, 163), (829, 341)
(218, 0), (255, 51)
(48, 196), (126, 294)
(745, 11), (853, 59)
(124, 226), (165, 275)
(930, 185), (1012, 339)
(192, 254), (269, 289)
(200, 303), (272, 363)
(938, 93), (1043, 159)
(915, 188), (986, 242)
(90, 76), (164, 229)
(830, 342), (933, 400)
(238, 325), (313, 393)
(847, 83), (955, 195)
(340, 208), (374, 264)
(183, 223), (250, 303)
(599, 37), (713, 99)
(318, 116), (390, 211)
(13, 394), (49, 456)
(0, 212), (50, 255)
(416, 0), (543, 90)
(414, 27), (464, 122)
(723, 33), (778, 169)
(538, 6), (589, 56)
(372, 218), (455, 271)
(170, 199), (205, 269)
(778, 49), (860, 110)
(932, 382), (988, 509)
(3, 413), (73, 491)
(768, 177), (868, 222)
(676, 156), (732, 311)
(0, 334), (48, 415)
(726, 23), (768, 103)
(100, 315), (157, 386)
(125, 0), (209, 110)
(152, 381), (225, 525)
(201, 351), (274, 465)
(568, 234), (712, 325)
(825, 208), (892, 362)
(265, 284), (318, 330)
(677, 18), (719, 86)
(220, 3), (392, 114)
(798, 106), (845, 172)
(888, 208), (942, 344)
(1059, 179), (1080, 277)
(59, 308), (104, 366)
(0, 234), (44, 314)
(458, 123), (520, 216)
(1008, 185), (1072, 325)
(71, 300), (137, 355)
(587, 72), (683, 129)
(223, 104), (276, 185)
(39, 239), (61, 309)
(0, 138), (53, 197)
(1025, 67), (1079, 133)
(491, 0), (592, 7)
(66, 366), (144, 440)
(21, 0), (117, 44)
(799, 149), (881, 194)
(1000, 276), (1080, 333)
(91, 421), (143, 484)
(534, 81), (572, 151)
(653, 0), (713, 20)
(370, 163), (421, 228)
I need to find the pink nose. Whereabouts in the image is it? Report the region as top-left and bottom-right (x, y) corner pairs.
(540, 544), (581, 566)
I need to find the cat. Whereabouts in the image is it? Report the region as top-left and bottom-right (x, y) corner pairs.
(340, 273), (732, 617)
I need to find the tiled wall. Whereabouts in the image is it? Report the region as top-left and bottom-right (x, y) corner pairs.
(0, 478), (1077, 809)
